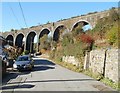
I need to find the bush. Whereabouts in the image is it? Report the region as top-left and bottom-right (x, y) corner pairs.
(50, 50), (55, 59)
(62, 33), (73, 47)
(78, 33), (94, 44)
(72, 25), (83, 36)
(106, 23), (118, 46)
(23, 50), (29, 55)
(54, 49), (63, 62)
(39, 35), (51, 51)
(90, 8), (119, 40)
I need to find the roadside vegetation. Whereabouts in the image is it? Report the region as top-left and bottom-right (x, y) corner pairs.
(3, 46), (23, 60)
(4, 7), (119, 90)
(89, 8), (119, 48)
(48, 8), (120, 90)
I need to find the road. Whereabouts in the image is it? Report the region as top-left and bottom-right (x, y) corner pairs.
(1, 56), (116, 92)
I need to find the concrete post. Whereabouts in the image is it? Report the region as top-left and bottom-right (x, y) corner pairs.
(24, 38), (26, 52)
(84, 51), (90, 70)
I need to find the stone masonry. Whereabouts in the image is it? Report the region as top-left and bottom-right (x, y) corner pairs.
(84, 48), (119, 83)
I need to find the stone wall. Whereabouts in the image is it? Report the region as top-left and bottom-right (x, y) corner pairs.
(62, 49), (119, 83)
(62, 56), (79, 66)
(105, 49), (119, 83)
(84, 48), (119, 83)
(89, 49), (106, 74)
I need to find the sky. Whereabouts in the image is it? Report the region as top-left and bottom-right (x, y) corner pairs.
(1, 2), (118, 33)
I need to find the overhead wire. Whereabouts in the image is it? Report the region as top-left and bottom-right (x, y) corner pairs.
(8, 3), (22, 29)
(18, 0), (28, 28)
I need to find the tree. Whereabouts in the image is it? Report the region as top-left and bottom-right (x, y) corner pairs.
(62, 33), (73, 47)
(11, 29), (14, 32)
(106, 23), (118, 46)
(39, 35), (51, 51)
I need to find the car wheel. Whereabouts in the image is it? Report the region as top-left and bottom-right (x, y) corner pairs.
(29, 66), (33, 71)
(32, 65), (34, 68)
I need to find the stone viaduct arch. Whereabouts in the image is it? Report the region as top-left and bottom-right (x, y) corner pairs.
(2, 9), (111, 53)
(71, 20), (91, 32)
(15, 33), (24, 48)
(6, 35), (14, 46)
(53, 25), (69, 42)
(38, 28), (50, 51)
(26, 31), (37, 53)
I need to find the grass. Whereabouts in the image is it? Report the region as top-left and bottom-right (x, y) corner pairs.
(83, 70), (119, 91)
(101, 78), (119, 91)
(52, 59), (83, 73)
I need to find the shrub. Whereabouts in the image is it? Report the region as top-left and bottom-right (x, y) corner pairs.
(90, 8), (119, 40)
(72, 24), (83, 37)
(62, 33), (73, 47)
(50, 50), (56, 59)
(106, 23), (118, 46)
(76, 33), (94, 44)
(23, 50), (29, 55)
(39, 35), (51, 51)
(52, 50), (63, 63)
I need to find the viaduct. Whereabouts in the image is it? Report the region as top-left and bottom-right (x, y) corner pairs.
(2, 9), (110, 53)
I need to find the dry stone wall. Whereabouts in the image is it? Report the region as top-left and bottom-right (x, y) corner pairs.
(89, 49), (106, 74)
(61, 48), (119, 83)
(105, 49), (119, 83)
(84, 48), (119, 83)
(62, 56), (79, 66)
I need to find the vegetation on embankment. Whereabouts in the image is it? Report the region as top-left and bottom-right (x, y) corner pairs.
(3, 46), (23, 60)
(48, 8), (119, 90)
(50, 8), (119, 68)
(37, 8), (119, 90)
(52, 59), (119, 90)
(89, 7), (119, 48)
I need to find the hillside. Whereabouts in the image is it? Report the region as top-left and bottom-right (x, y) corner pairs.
(88, 7), (119, 49)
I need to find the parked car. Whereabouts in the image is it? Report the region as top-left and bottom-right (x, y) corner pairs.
(35, 52), (41, 56)
(13, 55), (34, 71)
(0, 51), (9, 67)
(0, 56), (7, 76)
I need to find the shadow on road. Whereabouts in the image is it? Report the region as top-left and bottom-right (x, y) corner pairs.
(32, 66), (55, 71)
(31, 58), (55, 72)
(2, 72), (18, 85)
(2, 71), (30, 85)
(8, 78), (96, 85)
(33, 59), (55, 66)
(2, 58), (55, 85)
(2, 84), (35, 90)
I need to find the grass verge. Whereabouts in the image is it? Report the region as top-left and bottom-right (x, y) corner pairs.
(51, 58), (119, 91)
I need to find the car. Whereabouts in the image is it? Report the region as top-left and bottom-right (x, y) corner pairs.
(0, 51), (9, 67)
(35, 52), (41, 56)
(0, 56), (7, 76)
(13, 55), (34, 71)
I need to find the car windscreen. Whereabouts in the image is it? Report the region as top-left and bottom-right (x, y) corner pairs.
(17, 56), (29, 61)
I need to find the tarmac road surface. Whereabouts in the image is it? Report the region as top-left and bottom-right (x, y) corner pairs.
(1, 57), (117, 92)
